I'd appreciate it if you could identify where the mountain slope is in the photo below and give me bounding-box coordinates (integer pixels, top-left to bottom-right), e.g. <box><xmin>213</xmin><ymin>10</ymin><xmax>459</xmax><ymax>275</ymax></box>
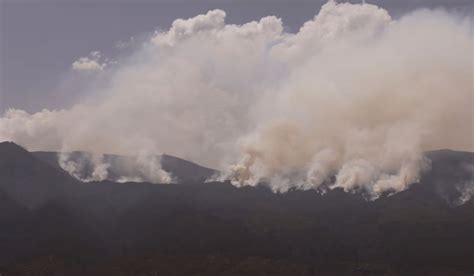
<box><xmin>0</xmin><ymin>142</ymin><xmax>79</xmax><ymax>208</ymax></box>
<box><xmin>0</xmin><ymin>142</ymin><xmax>473</xmax><ymax>274</ymax></box>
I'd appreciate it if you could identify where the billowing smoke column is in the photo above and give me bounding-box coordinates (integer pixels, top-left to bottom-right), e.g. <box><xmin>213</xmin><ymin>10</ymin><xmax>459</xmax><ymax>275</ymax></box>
<box><xmin>0</xmin><ymin>1</ymin><xmax>472</xmax><ymax>197</ymax></box>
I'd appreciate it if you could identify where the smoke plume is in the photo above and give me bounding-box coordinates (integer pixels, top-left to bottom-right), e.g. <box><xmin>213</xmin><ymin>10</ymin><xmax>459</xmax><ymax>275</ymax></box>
<box><xmin>58</xmin><ymin>152</ymin><xmax>110</xmax><ymax>182</ymax></box>
<box><xmin>0</xmin><ymin>1</ymin><xmax>472</xmax><ymax>196</ymax></box>
<box><xmin>455</xmin><ymin>163</ymin><xmax>474</xmax><ymax>206</ymax></box>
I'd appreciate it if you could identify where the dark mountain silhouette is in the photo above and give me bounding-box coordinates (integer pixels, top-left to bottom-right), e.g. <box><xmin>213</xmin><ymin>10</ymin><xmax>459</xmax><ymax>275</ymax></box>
<box><xmin>0</xmin><ymin>141</ymin><xmax>473</xmax><ymax>275</ymax></box>
<box><xmin>0</xmin><ymin>142</ymin><xmax>80</xmax><ymax>208</ymax></box>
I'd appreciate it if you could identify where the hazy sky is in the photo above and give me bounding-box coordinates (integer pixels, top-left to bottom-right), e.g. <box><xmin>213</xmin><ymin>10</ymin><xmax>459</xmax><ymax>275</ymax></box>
<box><xmin>0</xmin><ymin>0</ymin><xmax>472</xmax><ymax>113</ymax></box>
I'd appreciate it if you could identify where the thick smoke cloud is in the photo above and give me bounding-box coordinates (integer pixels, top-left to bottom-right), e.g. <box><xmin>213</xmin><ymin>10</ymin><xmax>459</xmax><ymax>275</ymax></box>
<box><xmin>0</xmin><ymin>1</ymin><xmax>472</xmax><ymax>196</ymax></box>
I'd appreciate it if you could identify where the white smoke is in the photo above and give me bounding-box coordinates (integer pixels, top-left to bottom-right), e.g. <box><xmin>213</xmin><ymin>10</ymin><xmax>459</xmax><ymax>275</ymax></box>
<box><xmin>455</xmin><ymin>163</ymin><xmax>474</xmax><ymax>206</ymax></box>
<box><xmin>58</xmin><ymin>152</ymin><xmax>111</xmax><ymax>182</ymax></box>
<box><xmin>134</xmin><ymin>153</ymin><xmax>174</xmax><ymax>184</ymax></box>
<box><xmin>0</xmin><ymin>2</ymin><xmax>472</xmax><ymax>195</ymax></box>
<box><xmin>57</xmin><ymin>150</ymin><xmax>173</xmax><ymax>183</ymax></box>
<box><xmin>58</xmin><ymin>152</ymin><xmax>84</xmax><ymax>181</ymax></box>
<box><xmin>456</xmin><ymin>181</ymin><xmax>474</xmax><ymax>206</ymax></box>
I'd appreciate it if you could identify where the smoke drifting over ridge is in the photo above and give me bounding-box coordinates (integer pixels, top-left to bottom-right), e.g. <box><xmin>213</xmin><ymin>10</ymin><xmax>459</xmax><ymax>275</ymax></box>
<box><xmin>0</xmin><ymin>2</ymin><xmax>472</xmax><ymax>196</ymax></box>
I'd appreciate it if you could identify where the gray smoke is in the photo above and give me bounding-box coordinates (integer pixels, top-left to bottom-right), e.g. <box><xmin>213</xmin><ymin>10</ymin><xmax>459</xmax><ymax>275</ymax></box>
<box><xmin>455</xmin><ymin>163</ymin><xmax>474</xmax><ymax>206</ymax></box>
<box><xmin>58</xmin><ymin>152</ymin><xmax>110</xmax><ymax>182</ymax></box>
<box><xmin>0</xmin><ymin>1</ymin><xmax>472</xmax><ymax>196</ymax></box>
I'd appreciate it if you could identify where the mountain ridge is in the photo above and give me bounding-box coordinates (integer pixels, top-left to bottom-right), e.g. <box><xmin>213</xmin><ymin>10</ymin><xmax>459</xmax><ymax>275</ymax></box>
<box><xmin>0</xmin><ymin>141</ymin><xmax>473</xmax><ymax>275</ymax></box>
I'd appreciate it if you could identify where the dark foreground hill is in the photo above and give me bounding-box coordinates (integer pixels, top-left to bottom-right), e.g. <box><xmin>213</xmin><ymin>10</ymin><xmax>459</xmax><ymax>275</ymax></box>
<box><xmin>0</xmin><ymin>141</ymin><xmax>473</xmax><ymax>275</ymax></box>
